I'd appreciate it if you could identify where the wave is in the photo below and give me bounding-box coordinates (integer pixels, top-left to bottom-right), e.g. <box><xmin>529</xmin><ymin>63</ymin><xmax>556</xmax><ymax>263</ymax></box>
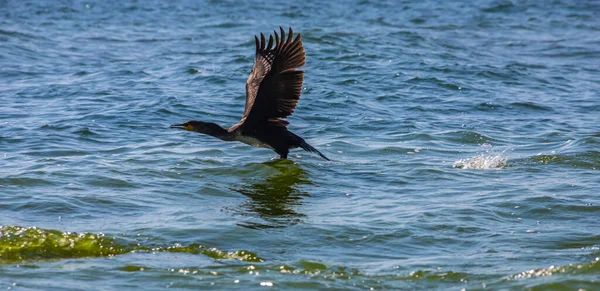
<box><xmin>2</xmin><ymin>225</ymin><xmax>598</xmax><ymax>289</ymax></box>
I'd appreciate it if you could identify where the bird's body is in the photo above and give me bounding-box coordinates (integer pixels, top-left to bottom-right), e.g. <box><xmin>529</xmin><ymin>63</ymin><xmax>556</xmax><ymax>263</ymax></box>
<box><xmin>171</xmin><ymin>27</ymin><xmax>329</xmax><ymax>161</ymax></box>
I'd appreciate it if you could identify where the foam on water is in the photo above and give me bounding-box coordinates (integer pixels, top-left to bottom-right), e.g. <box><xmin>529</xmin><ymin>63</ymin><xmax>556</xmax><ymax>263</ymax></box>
<box><xmin>453</xmin><ymin>144</ymin><xmax>511</xmax><ymax>170</ymax></box>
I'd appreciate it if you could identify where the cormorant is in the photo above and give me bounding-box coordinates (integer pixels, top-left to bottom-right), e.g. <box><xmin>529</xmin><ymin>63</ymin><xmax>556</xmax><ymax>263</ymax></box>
<box><xmin>171</xmin><ymin>27</ymin><xmax>329</xmax><ymax>161</ymax></box>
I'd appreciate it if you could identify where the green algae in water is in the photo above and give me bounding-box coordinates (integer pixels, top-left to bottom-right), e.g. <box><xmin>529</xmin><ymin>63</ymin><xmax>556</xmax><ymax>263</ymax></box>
<box><xmin>0</xmin><ymin>225</ymin><xmax>127</xmax><ymax>262</ymax></box>
<box><xmin>504</xmin><ymin>258</ymin><xmax>600</xmax><ymax>280</ymax></box>
<box><xmin>159</xmin><ymin>243</ymin><xmax>263</xmax><ymax>262</ymax></box>
<box><xmin>0</xmin><ymin>226</ymin><xmax>262</xmax><ymax>263</ymax></box>
<box><xmin>119</xmin><ymin>265</ymin><xmax>149</xmax><ymax>272</ymax></box>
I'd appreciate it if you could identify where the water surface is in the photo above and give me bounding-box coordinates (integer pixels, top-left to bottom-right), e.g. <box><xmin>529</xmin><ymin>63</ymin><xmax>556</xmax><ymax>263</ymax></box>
<box><xmin>1</xmin><ymin>0</ymin><xmax>599</xmax><ymax>289</ymax></box>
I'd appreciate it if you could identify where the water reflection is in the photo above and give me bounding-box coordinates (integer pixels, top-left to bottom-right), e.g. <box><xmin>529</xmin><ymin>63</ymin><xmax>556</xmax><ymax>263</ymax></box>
<box><xmin>234</xmin><ymin>160</ymin><xmax>311</xmax><ymax>229</ymax></box>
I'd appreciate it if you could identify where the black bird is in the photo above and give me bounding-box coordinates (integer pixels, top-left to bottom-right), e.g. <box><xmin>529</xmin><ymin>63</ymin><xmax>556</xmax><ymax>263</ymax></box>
<box><xmin>171</xmin><ymin>27</ymin><xmax>329</xmax><ymax>161</ymax></box>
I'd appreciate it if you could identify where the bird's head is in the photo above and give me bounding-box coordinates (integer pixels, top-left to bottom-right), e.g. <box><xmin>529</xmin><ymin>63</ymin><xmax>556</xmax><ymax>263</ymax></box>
<box><xmin>170</xmin><ymin>120</ymin><xmax>205</xmax><ymax>132</ymax></box>
<box><xmin>170</xmin><ymin>120</ymin><xmax>226</xmax><ymax>136</ymax></box>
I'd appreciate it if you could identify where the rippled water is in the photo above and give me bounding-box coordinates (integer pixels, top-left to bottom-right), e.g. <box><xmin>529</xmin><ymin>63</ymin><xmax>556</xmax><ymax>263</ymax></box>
<box><xmin>2</xmin><ymin>0</ymin><xmax>599</xmax><ymax>289</ymax></box>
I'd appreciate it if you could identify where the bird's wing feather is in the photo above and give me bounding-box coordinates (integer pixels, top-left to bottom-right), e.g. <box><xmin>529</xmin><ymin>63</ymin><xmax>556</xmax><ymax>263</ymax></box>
<box><xmin>230</xmin><ymin>27</ymin><xmax>305</xmax><ymax>131</ymax></box>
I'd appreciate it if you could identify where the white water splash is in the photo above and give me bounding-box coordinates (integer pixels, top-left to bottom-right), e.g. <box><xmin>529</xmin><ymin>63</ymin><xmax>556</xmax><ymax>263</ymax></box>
<box><xmin>453</xmin><ymin>144</ymin><xmax>511</xmax><ymax>169</ymax></box>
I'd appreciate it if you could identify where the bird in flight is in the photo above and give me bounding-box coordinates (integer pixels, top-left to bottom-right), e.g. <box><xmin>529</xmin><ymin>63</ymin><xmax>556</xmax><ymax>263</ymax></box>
<box><xmin>171</xmin><ymin>27</ymin><xmax>329</xmax><ymax>161</ymax></box>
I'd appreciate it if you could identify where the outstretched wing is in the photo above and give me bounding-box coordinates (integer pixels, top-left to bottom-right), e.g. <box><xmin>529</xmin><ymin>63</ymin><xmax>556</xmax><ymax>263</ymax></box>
<box><xmin>230</xmin><ymin>27</ymin><xmax>305</xmax><ymax>131</ymax></box>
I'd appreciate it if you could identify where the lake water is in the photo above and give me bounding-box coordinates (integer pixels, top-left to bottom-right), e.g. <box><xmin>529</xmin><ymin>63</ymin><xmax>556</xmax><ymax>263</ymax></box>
<box><xmin>1</xmin><ymin>0</ymin><xmax>599</xmax><ymax>290</ymax></box>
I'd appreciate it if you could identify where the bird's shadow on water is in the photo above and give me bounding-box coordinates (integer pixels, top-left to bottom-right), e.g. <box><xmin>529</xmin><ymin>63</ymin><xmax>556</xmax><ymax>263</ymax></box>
<box><xmin>230</xmin><ymin>159</ymin><xmax>311</xmax><ymax>230</ymax></box>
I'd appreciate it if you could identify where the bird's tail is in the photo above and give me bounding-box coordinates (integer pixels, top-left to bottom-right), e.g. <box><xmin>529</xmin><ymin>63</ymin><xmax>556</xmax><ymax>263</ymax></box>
<box><xmin>299</xmin><ymin>140</ymin><xmax>330</xmax><ymax>161</ymax></box>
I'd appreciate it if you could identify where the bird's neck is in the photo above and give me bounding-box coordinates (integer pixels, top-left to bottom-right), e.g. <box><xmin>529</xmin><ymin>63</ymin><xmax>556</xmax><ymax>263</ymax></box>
<box><xmin>198</xmin><ymin>122</ymin><xmax>235</xmax><ymax>141</ymax></box>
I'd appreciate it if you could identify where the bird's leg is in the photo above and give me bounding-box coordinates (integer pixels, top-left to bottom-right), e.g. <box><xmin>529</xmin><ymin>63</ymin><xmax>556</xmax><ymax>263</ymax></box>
<box><xmin>278</xmin><ymin>149</ymin><xmax>289</xmax><ymax>159</ymax></box>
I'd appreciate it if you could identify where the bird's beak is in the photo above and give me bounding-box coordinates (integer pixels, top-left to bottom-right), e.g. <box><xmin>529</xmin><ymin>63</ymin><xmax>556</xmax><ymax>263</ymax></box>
<box><xmin>170</xmin><ymin>124</ymin><xmax>186</xmax><ymax>129</ymax></box>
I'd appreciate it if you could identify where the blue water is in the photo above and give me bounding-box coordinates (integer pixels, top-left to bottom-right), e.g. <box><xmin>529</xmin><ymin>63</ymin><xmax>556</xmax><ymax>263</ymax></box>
<box><xmin>1</xmin><ymin>0</ymin><xmax>600</xmax><ymax>289</ymax></box>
